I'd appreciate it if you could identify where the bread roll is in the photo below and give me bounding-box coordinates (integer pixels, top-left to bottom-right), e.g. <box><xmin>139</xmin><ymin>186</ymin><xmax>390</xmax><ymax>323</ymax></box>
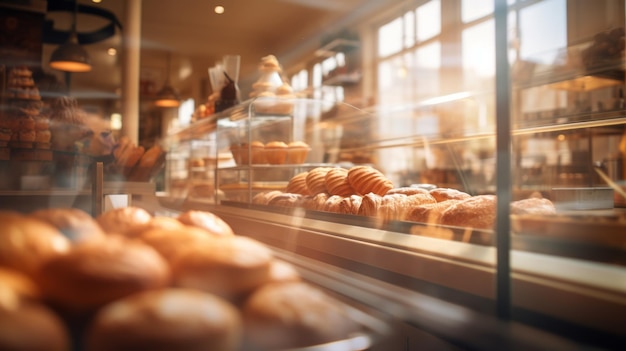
<box><xmin>396</xmin><ymin>193</ymin><xmax>438</xmax><ymax>221</ymax></box>
<box><xmin>86</xmin><ymin>288</ymin><xmax>242</xmax><ymax>351</ymax></box>
<box><xmin>116</xmin><ymin>143</ymin><xmax>143</xmax><ymax>169</ymax></box>
<box><xmin>510</xmin><ymin>197</ymin><xmax>556</xmax><ymax>215</ymax></box>
<box><xmin>285</xmin><ymin>171</ymin><xmax>310</xmax><ymax>195</ymax></box>
<box><xmin>439</xmin><ymin>195</ymin><xmax>497</xmax><ymax>229</ymax></box>
<box><xmin>299</xmin><ymin>195</ymin><xmax>315</xmax><ymax>210</ymax></box>
<box><xmin>29</xmin><ymin>208</ymin><xmax>105</xmax><ymax>244</ymax></box>
<box><xmin>338</xmin><ymin>195</ymin><xmax>363</xmax><ymax>215</ymax></box>
<box><xmin>253</xmin><ymin>190</ymin><xmax>283</xmax><ymax>205</ymax></box>
<box><xmin>406</xmin><ymin>200</ymin><xmax>461</xmax><ymax>224</ymax></box>
<box><xmin>378</xmin><ymin>194</ymin><xmax>407</xmax><ymax>221</ymax></box>
<box><xmin>267</xmin><ymin>193</ymin><xmax>302</xmax><ymax>208</ymax></box>
<box><xmin>122</xmin><ymin>146</ymin><xmax>145</xmax><ymax>177</ymax></box>
<box><xmin>325</xmin><ymin>167</ymin><xmax>355</xmax><ymax>197</ymax></box>
<box><xmin>242</xmin><ymin>282</ymin><xmax>360</xmax><ymax>349</ymax></box>
<box><xmin>429</xmin><ymin>188</ymin><xmax>471</xmax><ymax>202</ymax></box>
<box><xmin>387</xmin><ymin>187</ymin><xmax>429</xmax><ymax>196</ymax></box>
<box><xmin>0</xmin><ymin>267</ymin><xmax>41</xmax><ymax>302</ymax></box>
<box><xmin>0</xmin><ymin>296</ymin><xmax>70</xmax><ymax>351</ymax></box>
<box><xmin>126</xmin><ymin>216</ymin><xmax>184</xmax><ymax>238</ymax></box>
<box><xmin>0</xmin><ymin>268</ymin><xmax>41</xmax><ymax>301</ymax></box>
<box><xmin>139</xmin><ymin>226</ymin><xmax>218</xmax><ymax>263</ymax></box>
<box><xmin>113</xmin><ymin>136</ymin><xmax>131</xmax><ymax>159</ymax></box>
<box><xmin>177</xmin><ymin>210</ymin><xmax>234</xmax><ymax>237</ymax></box>
<box><xmin>357</xmin><ymin>192</ymin><xmax>383</xmax><ymax>217</ymax></box>
<box><xmin>172</xmin><ymin>236</ymin><xmax>273</xmax><ymax>302</ymax></box>
<box><xmin>0</xmin><ymin>213</ymin><xmax>70</xmax><ymax>277</ymax></box>
<box><xmin>267</xmin><ymin>260</ymin><xmax>300</xmax><ymax>284</ymax></box>
<box><xmin>96</xmin><ymin>207</ymin><xmax>153</xmax><ymax>237</ymax></box>
<box><xmin>347</xmin><ymin>166</ymin><xmax>393</xmax><ymax>196</ymax></box>
<box><xmin>127</xmin><ymin>144</ymin><xmax>165</xmax><ymax>181</ymax></box>
<box><xmin>310</xmin><ymin>192</ymin><xmax>329</xmax><ymax>211</ymax></box>
<box><xmin>37</xmin><ymin>236</ymin><xmax>170</xmax><ymax>311</ymax></box>
<box><xmin>251</xmin><ymin>190</ymin><xmax>282</xmax><ymax>205</ymax></box>
<box><xmin>322</xmin><ymin>195</ymin><xmax>344</xmax><ymax>213</ymax></box>
<box><xmin>305</xmin><ymin>167</ymin><xmax>333</xmax><ymax>195</ymax></box>
<box><xmin>404</xmin><ymin>193</ymin><xmax>438</xmax><ymax>208</ymax></box>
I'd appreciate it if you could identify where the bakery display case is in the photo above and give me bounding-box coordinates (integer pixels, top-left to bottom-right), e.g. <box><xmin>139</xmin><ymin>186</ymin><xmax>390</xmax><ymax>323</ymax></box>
<box><xmin>158</xmin><ymin>1</ymin><xmax>626</xmax><ymax>350</ymax></box>
<box><xmin>215</xmin><ymin>98</ymin><xmax>362</xmax><ymax>203</ymax></box>
<box><xmin>2</xmin><ymin>0</ymin><xmax>626</xmax><ymax>350</ymax></box>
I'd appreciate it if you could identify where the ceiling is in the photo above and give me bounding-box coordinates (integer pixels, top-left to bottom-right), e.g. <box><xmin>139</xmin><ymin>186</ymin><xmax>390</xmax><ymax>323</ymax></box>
<box><xmin>40</xmin><ymin>0</ymin><xmax>395</xmax><ymax>102</ymax></box>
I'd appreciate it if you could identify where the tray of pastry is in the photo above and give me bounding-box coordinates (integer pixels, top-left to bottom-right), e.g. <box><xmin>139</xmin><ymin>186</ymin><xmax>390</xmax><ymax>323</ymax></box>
<box><xmin>511</xmin><ymin>211</ymin><xmax>626</xmax><ymax>247</ymax></box>
<box><xmin>220</xmin><ymin>181</ymin><xmax>288</xmax><ymax>191</ymax></box>
<box><xmin>0</xmin><ymin>207</ymin><xmax>390</xmax><ymax>351</ymax></box>
<box><xmin>511</xmin><ymin>211</ymin><xmax>626</xmax><ymax>265</ymax></box>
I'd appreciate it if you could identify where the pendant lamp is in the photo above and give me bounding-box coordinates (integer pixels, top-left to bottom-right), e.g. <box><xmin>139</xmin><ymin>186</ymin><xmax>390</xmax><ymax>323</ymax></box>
<box><xmin>49</xmin><ymin>0</ymin><xmax>92</xmax><ymax>72</ymax></box>
<box><xmin>155</xmin><ymin>52</ymin><xmax>180</xmax><ymax>108</ymax></box>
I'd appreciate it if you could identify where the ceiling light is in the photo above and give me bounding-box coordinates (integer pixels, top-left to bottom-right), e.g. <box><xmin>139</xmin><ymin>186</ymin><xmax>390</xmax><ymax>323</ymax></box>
<box><xmin>214</xmin><ymin>5</ymin><xmax>225</xmax><ymax>14</ymax></box>
<box><xmin>49</xmin><ymin>0</ymin><xmax>92</xmax><ymax>72</ymax></box>
<box><xmin>92</xmin><ymin>0</ymin><xmax>102</xmax><ymax>3</ymax></box>
<box><xmin>155</xmin><ymin>85</ymin><xmax>181</xmax><ymax>107</ymax></box>
<box><xmin>107</xmin><ymin>47</ymin><xmax>117</xmax><ymax>56</ymax></box>
<box><xmin>155</xmin><ymin>52</ymin><xmax>180</xmax><ymax>108</ymax></box>
<box><xmin>110</xmin><ymin>113</ymin><xmax>122</xmax><ymax>130</ymax></box>
<box><xmin>49</xmin><ymin>32</ymin><xmax>92</xmax><ymax>72</ymax></box>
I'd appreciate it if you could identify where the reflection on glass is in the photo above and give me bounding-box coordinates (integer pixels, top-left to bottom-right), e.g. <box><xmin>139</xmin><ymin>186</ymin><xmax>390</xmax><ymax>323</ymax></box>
<box><xmin>404</xmin><ymin>10</ymin><xmax>415</xmax><ymax>48</ymax></box>
<box><xmin>462</xmin><ymin>19</ymin><xmax>495</xmax><ymax>83</ymax></box>
<box><xmin>519</xmin><ymin>0</ymin><xmax>567</xmax><ymax>64</ymax></box>
<box><xmin>415</xmin><ymin>42</ymin><xmax>441</xmax><ymax>99</ymax></box>
<box><xmin>416</xmin><ymin>0</ymin><xmax>441</xmax><ymax>42</ymax></box>
<box><xmin>461</xmin><ymin>0</ymin><xmax>493</xmax><ymax>23</ymax></box>
<box><xmin>378</xmin><ymin>17</ymin><xmax>403</xmax><ymax>57</ymax></box>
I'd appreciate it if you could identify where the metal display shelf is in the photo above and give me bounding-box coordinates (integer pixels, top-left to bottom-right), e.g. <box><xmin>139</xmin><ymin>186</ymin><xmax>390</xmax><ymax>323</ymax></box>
<box><xmin>0</xmin><ymin>163</ymin><xmax>157</xmax><ymax>215</ymax></box>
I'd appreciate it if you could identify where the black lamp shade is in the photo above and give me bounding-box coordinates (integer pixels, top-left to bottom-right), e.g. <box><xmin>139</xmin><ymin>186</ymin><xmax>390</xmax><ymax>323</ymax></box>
<box><xmin>155</xmin><ymin>84</ymin><xmax>180</xmax><ymax>107</ymax></box>
<box><xmin>49</xmin><ymin>33</ymin><xmax>92</xmax><ymax>72</ymax></box>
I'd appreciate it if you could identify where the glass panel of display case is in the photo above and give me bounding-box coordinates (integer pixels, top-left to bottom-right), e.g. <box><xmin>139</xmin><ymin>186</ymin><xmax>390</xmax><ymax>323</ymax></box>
<box><xmin>507</xmin><ymin>1</ymin><xmax>626</xmax><ymax>345</ymax></box>
<box><xmin>510</xmin><ymin>0</ymin><xmax>626</xmax><ymax>205</ymax></box>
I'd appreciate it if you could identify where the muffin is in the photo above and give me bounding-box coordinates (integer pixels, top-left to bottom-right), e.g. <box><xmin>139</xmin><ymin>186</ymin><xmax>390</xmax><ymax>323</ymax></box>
<box><xmin>231</xmin><ymin>142</ymin><xmax>265</xmax><ymax>165</ymax></box>
<box><xmin>249</xmin><ymin>141</ymin><xmax>266</xmax><ymax>164</ymax></box>
<box><xmin>285</xmin><ymin>141</ymin><xmax>310</xmax><ymax>164</ymax></box>
<box><xmin>230</xmin><ymin>144</ymin><xmax>244</xmax><ymax>165</ymax></box>
<box><xmin>264</xmin><ymin>141</ymin><xmax>288</xmax><ymax>164</ymax></box>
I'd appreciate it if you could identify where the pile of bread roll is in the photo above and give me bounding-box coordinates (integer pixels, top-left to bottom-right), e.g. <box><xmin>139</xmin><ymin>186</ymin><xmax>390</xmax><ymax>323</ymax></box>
<box><xmin>253</xmin><ymin>166</ymin><xmax>556</xmax><ymax>230</ymax></box>
<box><xmin>0</xmin><ymin>207</ymin><xmax>360</xmax><ymax>351</ymax></box>
<box><xmin>110</xmin><ymin>136</ymin><xmax>165</xmax><ymax>181</ymax></box>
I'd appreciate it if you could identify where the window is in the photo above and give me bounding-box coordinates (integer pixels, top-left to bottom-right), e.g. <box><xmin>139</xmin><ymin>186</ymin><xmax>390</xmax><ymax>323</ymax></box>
<box><xmin>377</xmin><ymin>0</ymin><xmax>442</xmax><ymax>111</ymax></box>
<box><xmin>416</xmin><ymin>0</ymin><xmax>441</xmax><ymax>41</ymax></box>
<box><xmin>462</xmin><ymin>0</ymin><xmax>493</xmax><ymax>23</ymax></box>
<box><xmin>462</xmin><ymin>19</ymin><xmax>495</xmax><ymax>82</ymax></box>
<box><xmin>519</xmin><ymin>0</ymin><xmax>567</xmax><ymax>64</ymax></box>
<box><xmin>378</xmin><ymin>17</ymin><xmax>403</xmax><ymax>57</ymax></box>
<box><xmin>291</xmin><ymin>69</ymin><xmax>308</xmax><ymax>92</ymax></box>
<box><xmin>372</xmin><ymin>0</ymin><xmax>573</xmax><ymax>182</ymax></box>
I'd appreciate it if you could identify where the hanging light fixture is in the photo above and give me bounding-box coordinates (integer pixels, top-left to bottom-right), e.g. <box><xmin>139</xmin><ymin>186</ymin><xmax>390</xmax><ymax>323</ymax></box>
<box><xmin>155</xmin><ymin>52</ymin><xmax>180</xmax><ymax>108</ymax></box>
<box><xmin>49</xmin><ymin>0</ymin><xmax>92</xmax><ymax>72</ymax></box>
